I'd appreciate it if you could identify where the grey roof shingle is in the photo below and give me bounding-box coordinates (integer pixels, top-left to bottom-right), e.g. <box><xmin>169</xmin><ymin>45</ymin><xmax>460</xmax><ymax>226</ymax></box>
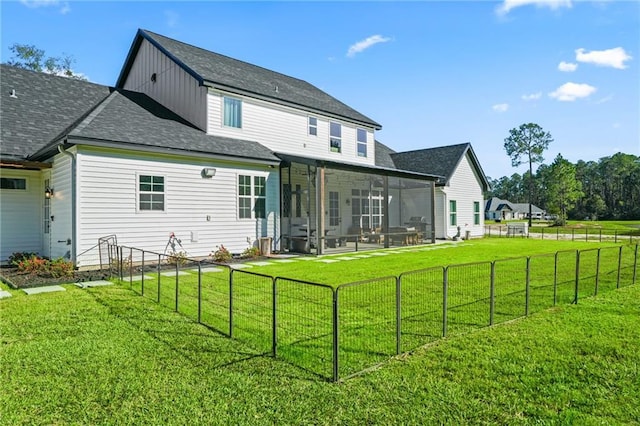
<box><xmin>1</xmin><ymin>64</ymin><xmax>112</xmax><ymax>160</ymax></box>
<box><xmin>389</xmin><ymin>142</ymin><xmax>489</xmax><ymax>190</ymax></box>
<box><xmin>117</xmin><ymin>29</ymin><xmax>381</xmax><ymax>129</ymax></box>
<box><xmin>1</xmin><ymin>64</ymin><xmax>277</xmax><ymax>163</ymax></box>
<box><xmin>374</xmin><ymin>140</ymin><xmax>397</xmax><ymax>169</ymax></box>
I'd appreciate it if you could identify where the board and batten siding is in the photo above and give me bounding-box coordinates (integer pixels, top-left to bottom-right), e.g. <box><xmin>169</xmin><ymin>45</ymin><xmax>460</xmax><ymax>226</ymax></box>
<box><xmin>207</xmin><ymin>90</ymin><xmax>376</xmax><ymax>166</ymax></box>
<box><xmin>0</xmin><ymin>169</ymin><xmax>42</xmax><ymax>262</ymax></box>
<box><xmin>74</xmin><ymin>147</ymin><xmax>279</xmax><ymax>268</ymax></box>
<box><xmin>438</xmin><ymin>153</ymin><xmax>485</xmax><ymax>239</ymax></box>
<box><xmin>121</xmin><ymin>39</ymin><xmax>207</xmax><ymax>131</ymax></box>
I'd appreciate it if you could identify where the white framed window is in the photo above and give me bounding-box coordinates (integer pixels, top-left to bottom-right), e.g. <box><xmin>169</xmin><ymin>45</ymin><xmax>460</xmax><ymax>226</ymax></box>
<box><xmin>0</xmin><ymin>177</ymin><xmax>26</xmax><ymax>190</ymax></box>
<box><xmin>138</xmin><ymin>175</ymin><xmax>165</xmax><ymax>211</ymax></box>
<box><xmin>223</xmin><ymin>96</ymin><xmax>242</xmax><ymax>128</ymax></box>
<box><xmin>329</xmin><ymin>191</ymin><xmax>340</xmax><ymax>226</ymax></box>
<box><xmin>449</xmin><ymin>200</ymin><xmax>457</xmax><ymax>226</ymax></box>
<box><xmin>308</xmin><ymin>116</ymin><xmax>317</xmax><ymax>136</ymax></box>
<box><xmin>474</xmin><ymin>201</ymin><xmax>481</xmax><ymax>225</ymax></box>
<box><xmin>357</xmin><ymin>128</ymin><xmax>367</xmax><ymax>157</ymax></box>
<box><xmin>329</xmin><ymin>122</ymin><xmax>341</xmax><ymax>153</ymax></box>
<box><xmin>238</xmin><ymin>174</ymin><xmax>266</xmax><ymax>219</ymax></box>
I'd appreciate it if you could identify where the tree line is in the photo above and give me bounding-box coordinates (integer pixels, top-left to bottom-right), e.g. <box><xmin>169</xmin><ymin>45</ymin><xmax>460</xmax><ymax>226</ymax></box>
<box><xmin>488</xmin><ymin>152</ymin><xmax>640</xmax><ymax>221</ymax></box>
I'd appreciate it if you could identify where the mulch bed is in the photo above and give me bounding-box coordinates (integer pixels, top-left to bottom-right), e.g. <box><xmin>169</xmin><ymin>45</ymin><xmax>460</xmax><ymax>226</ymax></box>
<box><xmin>0</xmin><ymin>268</ymin><xmax>110</xmax><ymax>289</ymax></box>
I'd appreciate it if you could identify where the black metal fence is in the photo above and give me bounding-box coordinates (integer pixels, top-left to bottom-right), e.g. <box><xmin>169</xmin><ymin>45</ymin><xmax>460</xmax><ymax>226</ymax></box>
<box><xmin>106</xmin><ymin>243</ymin><xmax>639</xmax><ymax>382</ymax></box>
<box><xmin>485</xmin><ymin>224</ymin><xmax>640</xmax><ymax>244</ymax></box>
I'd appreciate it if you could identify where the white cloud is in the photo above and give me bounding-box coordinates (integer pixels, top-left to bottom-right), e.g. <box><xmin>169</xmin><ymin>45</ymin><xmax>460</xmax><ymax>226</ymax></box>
<box><xmin>347</xmin><ymin>35</ymin><xmax>391</xmax><ymax>58</ymax></box>
<box><xmin>164</xmin><ymin>10</ymin><xmax>179</xmax><ymax>28</ymax></box>
<box><xmin>521</xmin><ymin>92</ymin><xmax>542</xmax><ymax>101</ymax></box>
<box><xmin>496</xmin><ymin>0</ymin><xmax>572</xmax><ymax>16</ymax></box>
<box><xmin>548</xmin><ymin>82</ymin><xmax>597</xmax><ymax>101</ymax></box>
<box><xmin>492</xmin><ymin>103</ymin><xmax>509</xmax><ymax>112</ymax></box>
<box><xmin>20</xmin><ymin>0</ymin><xmax>70</xmax><ymax>14</ymax></box>
<box><xmin>575</xmin><ymin>47</ymin><xmax>632</xmax><ymax>69</ymax></box>
<box><xmin>558</xmin><ymin>61</ymin><xmax>577</xmax><ymax>72</ymax></box>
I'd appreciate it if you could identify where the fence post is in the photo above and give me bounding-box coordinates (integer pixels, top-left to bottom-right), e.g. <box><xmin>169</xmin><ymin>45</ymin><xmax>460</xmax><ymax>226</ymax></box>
<box><xmin>572</xmin><ymin>229</ymin><xmax>575</xmax><ymax>241</ymax></box>
<box><xmin>556</xmin><ymin>228</ymin><xmax>559</xmax><ymax>241</ymax></box>
<box><xmin>599</xmin><ymin>229</ymin><xmax>602</xmax><ymax>242</ymax></box>
<box><xmin>553</xmin><ymin>252</ymin><xmax>559</xmax><ymax>306</ymax></box>
<box><xmin>272</xmin><ymin>277</ymin><xmax>277</xmax><ymax>358</ymax></box>
<box><xmin>615</xmin><ymin>230</ymin><xmax>618</xmax><ymax>243</ymax></box>
<box><xmin>595</xmin><ymin>248</ymin><xmax>601</xmax><ymax>296</ymax></box>
<box><xmin>574</xmin><ymin>250</ymin><xmax>580</xmax><ymax>304</ymax></box>
<box><xmin>541</xmin><ymin>227</ymin><xmax>544</xmax><ymax>240</ymax></box>
<box><xmin>197</xmin><ymin>262</ymin><xmax>202</xmax><ymax>324</ymax></box>
<box><xmin>229</xmin><ymin>269</ymin><xmax>234</xmax><ymax>338</ymax></box>
<box><xmin>141</xmin><ymin>251</ymin><xmax>145</xmax><ymax>296</ymax></box>
<box><xmin>396</xmin><ymin>276</ymin><xmax>401</xmax><ymax>355</ymax></box>
<box><xmin>129</xmin><ymin>247</ymin><xmax>133</xmax><ymax>288</ymax></box>
<box><xmin>586</xmin><ymin>228</ymin><xmax>588</xmax><ymax>242</ymax></box>
<box><xmin>633</xmin><ymin>244</ymin><xmax>638</xmax><ymax>285</ymax></box>
<box><xmin>118</xmin><ymin>246</ymin><xmax>123</xmax><ymax>280</ymax></box>
<box><xmin>442</xmin><ymin>267</ymin><xmax>448</xmax><ymax>338</ymax></box>
<box><xmin>157</xmin><ymin>254</ymin><xmax>161</xmax><ymax>303</ymax></box>
<box><xmin>617</xmin><ymin>246</ymin><xmax>623</xmax><ymax>288</ymax></box>
<box><xmin>489</xmin><ymin>262</ymin><xmax>495</xmax><ymax>326</ymax></box>
<box><xmin>333</xmin><ymin>288</ymin><xmax>339</xmax><ymax>382</ymax></box>
<box><xmin>525</xmin><ymin>257</ymin><xmax>530</xmax><ymax>316</ymax></box>
<box><xmin>175</xmin><ymin>261</ymin><xmax>179</xmax><ymax>312</ymax></box>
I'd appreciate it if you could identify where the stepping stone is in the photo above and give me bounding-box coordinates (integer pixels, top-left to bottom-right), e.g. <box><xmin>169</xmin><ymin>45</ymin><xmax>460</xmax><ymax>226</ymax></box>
<box><xmin>335</xmin><ymin>256</ymin><xmax>358</xmax><ymax>261</ymax></box>
<box><xmin>318</xmin><ymin>259</ymin><xmax>339</xmax><ymax>263</ymax></box>
<box><xmin>229</xmin><ymin>264</ymin><xmax>252</xmax><ymax>269</ymax></box>
<box><xmin>351</xmin><ymin>255</ymin><xmax>372</xmax><ymax>258</ymax></box>
<box><xmin>23</xmin><ymin>285</ymin><xmax>66</xmax><ymax>295</ymax></box>
<box><xmin>297</xmin><ymin>257</ymin><xmax>316</xmax><ymax>261</ymax></box>
<box><xmin>272</xmin><ymin>259</ymin><xmax>297</xmax><ymax>263</ymax></box>
<box><xmin>160</xmin><ymin>270</ymin><xmax>191</xmax><ymax>277</ymax></box>
<box><xmin>192</xmin><ymin>267</ymin><xmax>225</xmax><ymax>273</ymax></box>
<box><xmin>246</xmin><ymin>261</ymin><xmax>273</xmax><ymax>266</ymax></box>
<box><xmin>74</xmin><ymin>280</ymin><xmax>113</xmax><ymax>288</ymax></box>
<box><xmin>370</xmin><ymin>252</ymin><xmax>390</xmax><ymax>256</ymax></box>
<box><xmin>0</xmin><ymin>290</ymin><xmax>12</xmax><ymax>299</ymax></box>
<box><xmin>126</xmin><ymin>275</ymin><xmax>154</xmax><ymax>281</ymax></box>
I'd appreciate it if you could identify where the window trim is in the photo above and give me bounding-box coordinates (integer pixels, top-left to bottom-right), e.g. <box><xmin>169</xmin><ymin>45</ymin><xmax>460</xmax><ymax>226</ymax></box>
<box><xmin>0</xmin><ymin>177</ymin><xmax>27</xmax><ymax>190</ymax></box>
<box><xmin>308</xmin><ymin>116</ymin><xmax>318</xmax><ymax>136</ymax></box>
<box><xmin>474</xmin><ymin>201</ymin><xmax>481</xmax><ymax>225</ymax></box>
<box><xmin>449</xmin><ymin>199</ymin><xmax>457</xmax><ymax>226</ymax></box>
<box><xmin>137</xmin><ymin>173</ymin><xmax>166</xmax><ymax>212</ymax></box>
<box><xmin>329</xmin><ymin>121</ymin><xmax>342</xmax><ymax>153</ymax></box>
<box><xmin>238</xmin><ymin>174</ymin><xmax>267</xmax><ymax>220</ymax></box>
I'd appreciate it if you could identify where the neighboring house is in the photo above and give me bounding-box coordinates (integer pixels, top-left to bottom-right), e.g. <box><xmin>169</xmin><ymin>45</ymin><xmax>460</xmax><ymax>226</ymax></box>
<box><xmin>484</xmin><ymin>197</ymin><xmax>545</xmax><ymax>220</ymax></box>
<box><xmin>1</xmin><ymin>29</ymin><xmax>445</xmax><ymax>266</ymax></box>
<box><xmin>381</xmin><ymin>142</ymin><xmax>490</xmax><ymax>239</ymax></box>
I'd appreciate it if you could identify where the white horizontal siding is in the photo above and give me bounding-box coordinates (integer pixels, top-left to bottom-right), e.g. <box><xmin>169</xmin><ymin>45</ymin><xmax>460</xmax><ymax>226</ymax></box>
<box><xmin>50</xmin><ymin>153</ymin><xmax>74</xmax><ymax>260</ymax></box>
<box><xmin>122</xmin><ymin>39</ymin><xmax>207</xmax><ymax>130</ymax></box>
<box><xmin>440</xmin><ymin>154</ymin><xmax>485</xmax><ymax>239</ymax></box>
<box><xmin>207</xmin><ymin>90</ymin><xmax>376</xmax><ymax>165</ymax></box>
<box><xmin>75</xmin><ymin>147</ymin><xmax>279</xmax><ymax>267</ymax></box>
<box><xmin>0</xmin><ymin>170</ymin><xmax>42</xmax><ymax>262</ymax></box>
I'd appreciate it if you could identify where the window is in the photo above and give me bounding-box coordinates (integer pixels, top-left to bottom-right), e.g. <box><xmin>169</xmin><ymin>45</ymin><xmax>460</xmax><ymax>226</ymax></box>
<box><xmin>223</xmin><ymin>96</ymin><xmax>242</xmax><ymax>128</ymax></box>
<box><xmin>139</xmin><ymin>175</ymin><xmax>165</xmax><ymax>211</ymax></box>
<box><xmin>0</xmin><ymin>177</ymin><xmax>26</xmax><ymax>190</ymax></box>
<box><xmin>308</xmin><ymin>117</ymin><xmax>317</xmax><ymax>136</ymax></box>
<box><xmin>449</xmin><ymin>200</ymin><xmax>457</xmax><ymax>226</ymax></box>
<box><xmin>329</xmin><ymin>122</ymin><xmax>341</xmax><ymax>153</ymax></box>
<box><xmin>357</xmin><ymin>128</ymin><xmax>367</xmax><ymax>157</ymax></box>
<box><xmin>238</xmin><ymin>175</ymin><xmax>266</xmax><ymax>219</ymax></box>
<box><xmin>474</xmin><ymin>201</ymin><xmax>480</xmax><ymax>225</ymax></box>
<box><xmin>351</xmin><ymin>188</ymin><xmax>383</xmax><ymax>231</ymax></box>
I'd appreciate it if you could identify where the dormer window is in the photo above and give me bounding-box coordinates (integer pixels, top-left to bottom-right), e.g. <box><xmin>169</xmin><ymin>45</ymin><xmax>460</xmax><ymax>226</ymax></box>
<box><xmin>357</xmin><ymin>128</ymin><xmax>367</xmax><ymax>157</ymax></box>
<box><xmin>329</xmin><ymin>122</ymin><xmax>341</xmax><ymax>153</ymax></box>
<box><xmin>223</xmin><ymin>96</ymin><xmax>242</xmax><ymax>128</ymax></box>
<box><xmin>308</xmin><ymin>116</ymin><xmax>317</xmax><ymax>136</ymax></box>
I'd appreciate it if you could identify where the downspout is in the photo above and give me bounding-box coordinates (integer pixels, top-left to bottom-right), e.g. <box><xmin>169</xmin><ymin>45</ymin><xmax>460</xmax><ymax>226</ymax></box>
<box><xmin>58</xmin><ymin>144</ymin><xmax>77</xmax><ymax>265</ymax></box>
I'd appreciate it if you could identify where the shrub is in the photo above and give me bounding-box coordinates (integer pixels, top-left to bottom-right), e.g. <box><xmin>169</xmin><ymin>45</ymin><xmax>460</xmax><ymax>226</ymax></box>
<box><xmin>166</xmin><ymin>251</ymin><xmax>189</xmax><ymax>266</ymax></box>
<box><xmin>16</xmin><ymin>255</ymin><xmax>48</xmax><ymax>274</ymax></box>
<box><xmin>210</xmin><ymin>245</ymin><xmax>232</xmax><ymax>263</ymax></box>
<box><xmin>241</xmin><ymin>246</ymin><xmax>260</xmax><ymax>259</ymax></box>
<box><xmin>48</xmin><ymin>258</ymin><xmax>74</xmax><ymax>278</ymax></box>
<box><xmin>9</xmin><ymin>251</ymin><xmax>39</xmax><ymax>266</ymax></box>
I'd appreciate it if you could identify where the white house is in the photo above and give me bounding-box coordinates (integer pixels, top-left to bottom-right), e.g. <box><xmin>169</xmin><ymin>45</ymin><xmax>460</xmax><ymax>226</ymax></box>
<box><xmin>485</xmin><ymin>197</ymin><xmax>545</xmax><ymax>221</ymax></box>
<box><xmin>1</xmin><ymin>29</ymin><xmax>488</xmax><ymax>267</ymax></box>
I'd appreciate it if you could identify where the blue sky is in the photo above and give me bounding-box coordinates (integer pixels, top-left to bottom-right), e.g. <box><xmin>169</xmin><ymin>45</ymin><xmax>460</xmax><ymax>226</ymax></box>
<box><xmin>1</xmin><ymin>0</ymin><xmax>638</xmax><ymax>179</ymax></box>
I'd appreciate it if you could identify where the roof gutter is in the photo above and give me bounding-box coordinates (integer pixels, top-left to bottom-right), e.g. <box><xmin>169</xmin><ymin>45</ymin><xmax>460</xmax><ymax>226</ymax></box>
<box><xmin>58</xmin><ymin>143</ymin><xmax>77</xmax><ymax>265</ymax></box>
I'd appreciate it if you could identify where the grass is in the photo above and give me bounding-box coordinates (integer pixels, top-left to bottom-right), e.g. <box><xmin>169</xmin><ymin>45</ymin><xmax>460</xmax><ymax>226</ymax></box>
<box><xmin>1</xmin><ymin>275</ymin><xmax>639</xmax><ymax>424</ymax></box>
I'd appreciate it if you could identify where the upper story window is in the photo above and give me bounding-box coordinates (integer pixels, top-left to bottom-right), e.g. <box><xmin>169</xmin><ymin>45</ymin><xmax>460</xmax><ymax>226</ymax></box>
<box><xmin>139</xmin><ymin>175</ymin><xmax>165</xmax><ymax>211</ymax></box>
<box><xmin>0</xmin><ymin>177</ymin><xmax>26</xmax><ymax>190</ymax></box>
<box><xmin>223</xmin><ymin>96</ymin><xmax>242</xmax><ymax>128</ymax></box>
<box><xmin>329</xmin><ymin>122</ymin><xmax>341</xmax><ymax>153</ymax></box>
<box><xmin>357</xmin><ymin>128</ymin><xmax>367</xmax><ymax>157</ymax></box>
<box><xmin>308</xmin><ymin>117</ymin><xmax>317</xmax><ymax>136</ymax></box>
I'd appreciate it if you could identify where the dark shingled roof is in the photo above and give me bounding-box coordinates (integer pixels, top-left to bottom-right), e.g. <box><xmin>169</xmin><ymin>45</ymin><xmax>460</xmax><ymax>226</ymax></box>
<box><xmin>117</xmin><ymin>29</ymin><xmax>381</xmax><ymax>129</ymax></box>
<box><xmin>374</xmin><ymin>140</ymin><xmax>398</xmax><ymax>169</ymax></box>
<box><xmin>1</xmin><ymin>64</ymin><xmax>277</xmax><ymax>164</ymax></box>
<box><xmin>389</xmin><ymin>142</ymin><xmax>489</xmax><ymax>190</ymax></box>
<box><xmin>1</xmin><ymin>64</ymin><xmax>112</xmax><ymax>160</ymax></box>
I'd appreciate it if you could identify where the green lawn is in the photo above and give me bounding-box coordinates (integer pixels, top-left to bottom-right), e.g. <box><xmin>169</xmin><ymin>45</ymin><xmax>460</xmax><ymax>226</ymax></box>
<box><xmin>1</xmin><ymin>276</ymin><xmax>638</xmax><ymax>424</ymax></box>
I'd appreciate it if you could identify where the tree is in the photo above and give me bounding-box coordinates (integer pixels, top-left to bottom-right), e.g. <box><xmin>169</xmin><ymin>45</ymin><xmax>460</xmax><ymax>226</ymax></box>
<box><xmin>4</xmin><ymin>43</ymin><xmax>86</xmax><ymax>80</ymax></box>
<box><xmin>504</xmin><ymin>123</ymin><xmax>553</xmax><ymax>226</ymax></box>
<box><xmin>545</xmin><ymin>154</ymin><xmax>583</xmax><ymax>225</ymax></box>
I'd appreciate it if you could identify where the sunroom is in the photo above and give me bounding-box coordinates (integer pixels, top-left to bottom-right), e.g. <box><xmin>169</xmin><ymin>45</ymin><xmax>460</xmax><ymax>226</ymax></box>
<box><xmin>278</xmin><ymin>154</ymin><xmax>440</xmax><ymax>255</ymax></box>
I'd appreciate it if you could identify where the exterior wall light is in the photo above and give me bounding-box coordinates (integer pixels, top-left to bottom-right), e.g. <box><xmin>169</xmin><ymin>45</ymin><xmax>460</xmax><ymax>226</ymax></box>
<box><xmin>45</xmin><ymin>186</ymin><xmax>54</xmax><ymax>199</ymax></box>
<box><xmin>201</xmin><ymin>168</ymin><xmax>216</xmax><ymax>178</ymax></box>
